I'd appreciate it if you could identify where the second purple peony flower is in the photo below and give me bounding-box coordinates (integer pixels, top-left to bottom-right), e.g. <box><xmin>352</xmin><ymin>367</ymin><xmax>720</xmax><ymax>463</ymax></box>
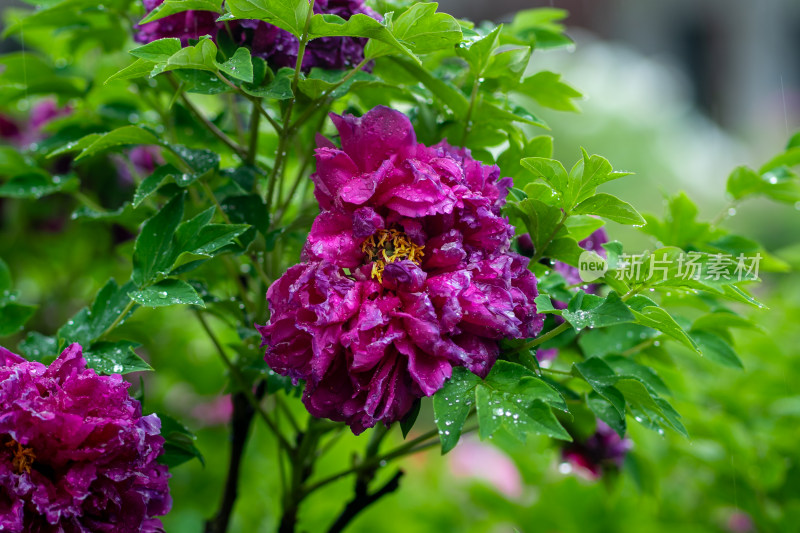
<box><xmin>258</xmin><ymin>106</ymin><xmax>544</xmax><ymax>433</ymax></box>
<box><xmin>0</xmin><ymin>344</ymin><xmax>171</xmax><ymax>532</ymax></box>
<box><xmin>137</xmin><ymin>0</ymin><xmax>380</xmax><ymax>71</ymax></box>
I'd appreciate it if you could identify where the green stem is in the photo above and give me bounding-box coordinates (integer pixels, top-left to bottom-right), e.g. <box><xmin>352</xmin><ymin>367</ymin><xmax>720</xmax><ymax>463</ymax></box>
<box><xmin>531</xmin><ymin>211</ymin><xmax>569</xmax><ymax>265</ymax></box>
<box><xmin>540</xmin><ymin>367</ymin><xmax>573</xmax><ymax>376</ymax></box>
<box><xmin>246</xmin><ymin>101</ymin><xmax>261</xmax><ymax>167</ymax></box>
<box><xmin>169</xmin><ymin>76</ymin><xmax>249</xmax><ymax>161</ymax></box>
<box><xmin>289</xmin><ymin>58</ymin><xmax>370</xmax><ymax>132</ymax></box>
<box><xmin>620</xmin><ymin>336</ymin><xmax>660</xmax><ymax>357</ymax></box>
<box><xmin>710</xmin><ymin>199</ymin><xmax>740</xmax><ymax>227</ymax></box>
<box><xmin>267</xmin><ymin>1</ymin><xmax>315</xmax><ymax>216</ymax></box>
<box><xmin>194</xmin><ymin>310</ymin><xmax>293</xmax><ymax>453</ymax></box>
<box><xmin>99</xmin><ymin>299</ymin><xmax>136</xmax><ymax>340</ymax></box>
<box><xmin>273</xmin><ymin>106</ymin><xmax>328</xmax><ymax>226</ymax></box>
<box><xmin>460</xmin><ymin>75</ymin><xmax>480</xmax><ymax>146</ymax></box>
<box><xmin>510</xmin><ymin>321</ymin><xmax>572</xmax><ymax>355</ymax></box>
<box><xmin>304</xmin><ymin>427</ymin><xmax>442</xmax><ymax>496</ymax></box>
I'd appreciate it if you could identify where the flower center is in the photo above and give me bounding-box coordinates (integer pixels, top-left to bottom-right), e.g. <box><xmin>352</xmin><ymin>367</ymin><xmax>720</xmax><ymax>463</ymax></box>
<box><xmin>5</xmin><ymin>438</ymin><xmax>35</xmax><ymax>475</ymax></box>
<box><xmin>361</xmin><ymin>229</ymin><xmax>425</xmax><ymax>283</ymax></box>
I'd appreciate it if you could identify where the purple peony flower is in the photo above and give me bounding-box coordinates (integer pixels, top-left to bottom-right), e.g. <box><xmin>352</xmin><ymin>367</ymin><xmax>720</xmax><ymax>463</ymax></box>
<box><xmin>137</xmin><ymin>0</ymin><xmax>380</xmax><ymax>71</ymax></box>
<box><xmin>561</xmin><ymin>420</ymin><xmax>631</xmax><ymax>479</ymax></box>
<box><xmin>135</xmin><ymin>0</ymin><xmax>219</xmax><ymax>45</ymax></box>
<box><xmin>258</xmin><ymin>106</ymin><xmax>544</xmax><ymax>433</ymax></box>
<box><xmin>0</xmin><ymin>344</ymin><xmax>171</xmax><ymax>532</ymax></box>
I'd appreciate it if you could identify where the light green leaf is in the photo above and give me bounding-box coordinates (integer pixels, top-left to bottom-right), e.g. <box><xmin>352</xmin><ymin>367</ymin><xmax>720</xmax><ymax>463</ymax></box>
<box><xmin>226</xmin><ymin>0</ymin><xmax>310</xmax><ymax>37</ymax></box>
<box><xmin>129</xmin><ymin>279</ymin><xmax>205</xmax><ymax>308</ymax></box>
<box><xmin>105</xmin><ymin>58</ymin><xmax>158</xmax><ymax>84</ymax></box>
<box><xmin>432</xmin><ymin>367</ymin><xmax>480</xmax><ymax>453</ymax></box>
<box><xmin>132</xmin><ymin>193</ymin><xmax>186</xmax><ymax>286</ymax></box>
<box><xmin>84</xmin><ymin>341</ymin><xmax>153</xmax><ymax>375</ymax></box>
<box><xmin>217</xmin><ymin>47</ymin><xmax>254</xmax><ymax>83</ymax></box>
<box><xmin>515</xmin><ymin>70</ymin><xmax>582</xmax><ymax>111</ymax></box>
<box><xmin>690</xmin><ymin>329</ymin><xmax>744</xmax><ymax>369</ymax></box>
<box><xmin>140</xmin><ymin>0</ymin><xmax>223</xmax><ymax>24</ymax></box>
<box><xmin>58</xmin><ymin>279</ymin><xmax>138</xmax><ymax>346</ymax></box>
<box><xmin>364</xmin><ymin>2</ymin><xmax>461</xmax><ymax>58</ymax></box>
<box><xmin>574</xmin><ymin>193</ymin><xmax>646</xmax><ymax>225</ymax></box>
<box><xmin>75</xmin><ymin>126</ymin><xmax>160</xmax><ymax>162</ymax></box>
<box><xmin>129</xmin><ymin>38</ymin><xmax>182</xmax><ymax>62</ymax></box>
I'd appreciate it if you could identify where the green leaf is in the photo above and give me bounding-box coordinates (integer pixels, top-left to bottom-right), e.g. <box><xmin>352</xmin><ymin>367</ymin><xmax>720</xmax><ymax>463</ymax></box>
<box><xmin>603</xmin><ymin>355</ymin><xmax>671</xmax><ymax>397</ymax></box>
<box><xmin>18</xmin><ymin>332</ymin><xmax>59</xmax><ymax>363</ymax></box>
<box><xmin>759</xmin><ymin>146</ymin><xmax>800</xmax><ymax>174</ymax></box>
<box><xmin>297</xmin><ymin>68</ymin><xmax>376</xmax><ymax>100</ymax></box>
<box><xmin>363</xmin><ymin>3</ymin><xmax>461</xmax><ymax>58</ymax></box>
<box><xmin>586</xmin><ymin>392</ymin><xmax>626</xmax><ymax>438</ymax></box>
<box><xmin>543</xmin><ymin>237</ymin><xmax>584</xmax><ymax>267</ymax></box>
<box><xmin>105</xmin><ymin>58</ymin><xmax>158</xmax><ymax>84</ymax></box>
<box><xmin>151</xmin><ymin>38</ymin><xmax>219</xmax><ymax>76</ymax></box>
<box><xmin>562</xmin><ymin>291</ymin><xmax>635</xmax><ymax>330</ymax></box>
<box><xmin>483</xmin><ymin>44</ymin><xmax>531</xmax><ymax>82</ymax></box>
<box><xmin>520</xmin><ymin>157</ymin><xmax>569</xmax><ymax>203</ymax></box>
<box><xmin>476</xmin><ymin>388</ymin><xmax>570</xmax><ymax>442</ymax></box>
<box><xmin>226</xmin><ymin>0</ymin><xmax>310</xmax><ymax>37</ymax></box>
<box><xmin>515</xmin><ymin>71</ymin><xmax>582</xmax><ymax>111</ymax></box>
<box><xmin>455</xmin><ymin>26</ymin><xmax>501</xmax><ymax>75</ymax></box>
<box><xmin>571</xmin><ymin>357</ymin><xmax>625</xmax><ymax>416</ymax></box>
<box><xmin>400</xmin><ymin>399</ymin><xmax>421</xmax><ymax>439</ymax></box>
<box><xmin>217</xmin><ymin>47</ymin><xmax>254</xmax><ymax>83</ymax></box>
<box><xmin>388</xmin><ymin>56</ymin><xmax>469</xmax><ymax>116</ymax></box>
<box><xmin>0</xmin><ymin>302</ymin><xmax>37</xmax><ymax>337</ymax></box>
<box><xmin>84</xmin><ymin>341</ymin><xmax>153</xmax><ymax>375</ymax></box>
<box><xmin>0</xmin><ymin>258</ymin><xmax>11</xmax><ymax>293</ymax></box>
<box><xmin>505</xmin><ymin>198</ymin><xmax>563</xmax><ymax>257</ymax></box>
<box><xmin>615</xmin><ymin>378</ymin><xmax>688</xmax><ymax>437</ymax></box>
<box><xmin>243</xmin><ymin>67</ymin><xmax>294</xmax><ymax>99</ymax></box>
<box><xmin>627</xmin><ymin>301</ymin><xmax>698</xmax><ymax>353</ymax></box>
<box><xmin>175</xmin><ymin>207</ymin><xmax>249</xmax><ymax>258</ymax></box>
<box><xmin>564</xmin><ymin>215</ymin><xmax>605</xmax><ymax>241</ymax></box>
<box><xmin>74</xmin><ymin>126</ymin><xmax>160</xmax><ymax>162</ymax></box>
<box><xmin>133</xmin><ymin>165</ymin><xmax>181</xmax><ymax>208</ymax></box>
<box><xmin>533</xmin><ymin>294</ymin><xmax>558</xmax><ymax>314</ymax></box>
<box><xmin>690</xmin><ymin>329</ymin><xmax>744</xmax><ymax>369</ymax></box>
<box><xmin>129</xmin><ymin>38</ymin><xmax>182</xmax><ymax>62</ymax></box>
<box><xmin>433</xmin><ymin>367</ymin><xmax>480</xmax><ymax>453</ymax></box>
<box><xmin>140</xmin><ymin>0</ymin><xmax>223</xmax><ymax>24</ymax></box>
<box><xmin>158</xmin><ymin>412</ymin><xmax>205</xmax><ymax>467</ymax></box>
<box><xmin>573</xmin><ymin>193</ymin><xmax>645</xmax><ymax>225</ymax></box>
<box><xmin>0</xmin><ymin>174</ymin><xmax>79</xmax><ymax>199</ymax></box>
<box><xmin>309</xmin><ymin>13</ymin><xmax>415</xmax><ymax>61</ymax></box>
<box><xmin>132</xmin><ymin>193</ymin><xmax>186</xmax><ymax>286</ymax></box>
<box><xmin>58</xmin><ymin>279</ymin><xmax>138</xmax><ymax>346</ymax></box>
<box><xmin>475</xmin><ymin>361</ymin><xmax>571</xmax><ymax>442</ymax></box>
<box><xmin>726</xmin><ymin>165</ymin><xmax>764</xmax><ymax>200</ymax></box>
<box><xmin>129</xmin><ymin>279</ymin><xmax>205</xmax><ymax>308</ymax></box>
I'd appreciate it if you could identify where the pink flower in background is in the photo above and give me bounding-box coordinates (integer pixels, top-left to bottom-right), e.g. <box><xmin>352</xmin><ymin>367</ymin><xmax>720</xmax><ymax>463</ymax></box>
<box><xmin>726</xmin><ymin>510</ymin><xmax>754</xmax><ymax>533</ymax></box>
<box><xmin>561</xmin><ymin>420</ymin><xmax>631</xmax><ymax>480</ymax></box>
<box><xmin>0</xmin><ymin>99</ymin><xmax>71</xmax><ymax>148</ymax></box>
<box><xmin>258</xmin><ymin>106</ymin><xmax>543</xmax><ymax>433</ymax></box>
<box><xmin>449</xmin><ymin>438</ymin><xmax>523</xmax><ymax>498</ymax></box>
<box><xmin>0</xmin><ymin>344</ymin><xmax>171</xmax><ymax>532</ymax></box>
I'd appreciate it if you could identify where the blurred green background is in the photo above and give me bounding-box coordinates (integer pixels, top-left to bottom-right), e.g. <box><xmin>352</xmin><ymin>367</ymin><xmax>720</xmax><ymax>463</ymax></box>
<box><xmin>1</xmin><ymin>1</ymin><xmax>799</xmax><ymax>532</ymax></box>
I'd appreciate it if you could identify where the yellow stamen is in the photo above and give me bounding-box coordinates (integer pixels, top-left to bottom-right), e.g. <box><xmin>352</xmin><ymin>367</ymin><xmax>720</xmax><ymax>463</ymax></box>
<box><xmin>6</xmin><ymin>439</ymin><xmax>35</xmax><ymax>475</ymax></box>
<box><xmin>361</xmin><ymin>229</ymin><xmax>425</xmax><ymax>284</ymax></box>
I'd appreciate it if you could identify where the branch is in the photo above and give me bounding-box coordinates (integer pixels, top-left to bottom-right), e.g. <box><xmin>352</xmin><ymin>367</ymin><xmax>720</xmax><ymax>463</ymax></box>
<box><xmin>204</xmin><ymin>384</ymin><xmax>267</xmax><ymax>533</ymax></box>
<box><xmin>326</xmin><ymin>471</ymin><xmax>405</xmax><ymax>533</ymax></box>
<box><xmin>168</xmin><ymin>76</ymin><xmax>249</xmax><ymax>161</ymax></box>
<box><xmin>194</xmin><ymin>310</ymin><xmax>293</xmax><ymax>453</ymax></box>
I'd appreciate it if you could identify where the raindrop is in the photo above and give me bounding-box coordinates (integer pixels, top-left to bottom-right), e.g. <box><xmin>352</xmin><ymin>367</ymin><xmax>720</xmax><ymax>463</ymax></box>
<box><xmin>728</xmin><ymin>207</ymin><xmax>737</xmax><ymax>216</ymax></box>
